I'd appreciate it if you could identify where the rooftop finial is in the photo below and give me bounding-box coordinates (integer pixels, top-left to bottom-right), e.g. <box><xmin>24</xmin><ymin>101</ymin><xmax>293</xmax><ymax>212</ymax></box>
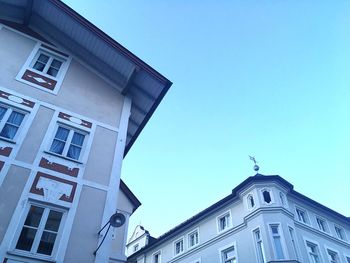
<box><xmin>249</xmin><ymin>155</ymin><xmax>260</xmax><ymax>173</ymax></box>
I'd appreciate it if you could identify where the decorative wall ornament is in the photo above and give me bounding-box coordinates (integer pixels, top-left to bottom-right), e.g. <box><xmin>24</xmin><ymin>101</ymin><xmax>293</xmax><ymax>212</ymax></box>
<box><xmin>0</xmin><ymin>147</ymin><xmax>12</xmax><ymax>157</ymax></box>
<box><xmin>0</xmin><ymin>90</ymin><xmax>35</xmax><ymax>108</ymax></box>
<box><xmin>39</xmin><ymin>157</ymin><xmax>79</xmax><ymax>177</ymax></box>
<box><xmin>58</xmin><ymin>112</ymin><xmax>92</xmax><ymax>128</ymax></box>
<box><xmin>36</xmin><ymin>177</ymin><xmax>73</xmax><ymax>203</ymax></box>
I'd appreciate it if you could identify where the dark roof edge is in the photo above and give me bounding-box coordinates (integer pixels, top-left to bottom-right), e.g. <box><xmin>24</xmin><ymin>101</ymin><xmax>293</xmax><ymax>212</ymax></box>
<box><xmin>124</xmin><ymin>79</ymin><xmax>172</xmax><ymax>156</ymax></box>
<box><xmin>119</xmin><ymin>179</ymin><xmax>141</xmax><ymax>213</ymax></box>
<box><xmin>51</xmin><ymin>0</ymin><xmax>170</xmax><ymax>85</ymax></box>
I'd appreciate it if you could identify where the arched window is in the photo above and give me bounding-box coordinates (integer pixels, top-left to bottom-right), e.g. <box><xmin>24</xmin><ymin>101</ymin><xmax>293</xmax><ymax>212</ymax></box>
<box><xmin>248</xmin><ymin>195</ymin><xmax>255</xmax><ymax>208</ymax></box>
<box><xmin>262</xmin><ymin>190</ymin><xmax>272</xmax><ymax>204</ymax></box>
<box><xmin>279</xmin><ymin>192</ymin><xmax>285</xmax><ymax>206</ymax></box>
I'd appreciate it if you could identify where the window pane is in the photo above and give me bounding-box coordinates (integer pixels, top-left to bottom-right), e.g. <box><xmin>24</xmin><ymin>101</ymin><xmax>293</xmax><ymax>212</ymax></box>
<box><xmin>24</xmin><ymin>206</ymin><xmax>44</xmax><ymax>227</ymax></box>
<box><xmin>7</xmin><ymin>111</ymin><xmax>25</xmax><ymax>126</ymax></box>
<box><xmin>71</xmin><ymin>132</ymin><xmax>85</xmax><ymax>146</ymax></box>
<box><xmin>67</xmin><ymin>145</ymin><xmax>81</xmax><ymax>160</ymax></box>
<box><xmin>37</xmin><ymin>231</ymin><xmax>57</xmax><ymax>255</ymax></box>
<box><xmin>47</xmin><ymin>67</ymin><xmax>59</xmax><ymax>77</ymax></box>
<box><xmin>263</xmin><ymin>191</ymin><xmax>271</xmax><ymax>203</ymax></box>
<box><xmin>15</xmin><ymin>227</ymin><xmax>37</xmax><ymax>251</ymax></box>
<box><xmin>33</xmin><ymin>61</ymin><xmax>46</xmax><ymax>72</ymax></box>
<box><xmin>50</xmin><ymin>139</ymin><xmax>65</xmax><ymax>154</ymax></box>
<box><xmin>45</xmin><ymin>211</ymin><xmax>63</xmax><ymax>232</ymax></box>
<box><xmin>274</xmin><ymin>236</ymin><xmax>284</xmax><ymax>259</ymax></box>
<box><xmin>55</xmin><ymin>127</ymin><xmax>69</xmax><ymax>140</ymax></box>
<box><xmin>271</xmin><ymin>226</ymin><xmax>279</xmax><ymax>234</ymax></box>
<box><xmin>0</xmin><ymin>124</ymin><xmax>18</xmax><ymax>139</ymax></box>
<box><xmin>37</xmin><ymin>54</ymin><xmax>50</xmax><ymax>63</ymax></box>
<box><xmin>50</xmin><ymin>59</ymin><xmax>62</xmax><ymax>70</ymax></box>
<box><xmin>0</xmin><ymin>106</ymin><xmax>7</xmax><ymax>120</ymax></box>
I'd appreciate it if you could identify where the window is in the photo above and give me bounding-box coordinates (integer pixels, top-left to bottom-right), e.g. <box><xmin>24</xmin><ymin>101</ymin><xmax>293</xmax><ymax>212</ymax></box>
<box><xmin>188</xmin><ymin>230</ymin><xmax>199</xmax><ymax>248</ymax></box>
<box><xmin>288</xmin><ymin>227</ymin><xmax>299</xmax><ymax>260</ymax></box>
<box><xmin>327</xmin><ymin>249</ymin><xmax>339</xmax><ymax>263</ymax></box>
<box><xmin>346</xmin><ymin>256</ymin><xmax>350</xmax><ymax>263</ymax></box>
<box><xmin>253</xmin><ymin>229</ymin><xmax>265</xmax><ymax>263</ymax></box>
<box><xmin>306</xmin><ymin>241</ymin><xmax>320</xmax><ymax>263</ymax></box>
<box><xmin>316</xmin><ymin>217</ymin><xmax>327</xmax><ymax>232</ymax></box>
<box><xmin>218</xmin><ymin>211</ymin><xmax>231</xmax><ymax>232</ymax></box>
<box><xmin>221</xmin><ymin>246</ymin><xmax>237</xmax><ymax>263</ymax></box>
<box><xmin>0</xmin><ymin>105</ymin><xmax>26</xmax><ymax>141</ymax></box>
<box><xmin>133</xmin><ymin>244</ymin><xmax>139</xmax><ymax>252</ymax></box>
<box><xmin>174</xmin><ymin>238</ymin><xmax>184</xmax><ymax>256</ymax></box>
<box><xmin>14</xmin><ymin>204</ymin><xmax>65</xmax><ymax>257</ymax></box>
<box><xmin>270</xmin><ymin>225</ymin><xmax>284</xmax><ymax>259</ymax></box>
<box><xmin>31</xmin><ymin>50</ymin><xmax>64</xmax><ymax>78</ymax></box>
<box><xmin>153</xmin><ymin>251</ymin><xmax>161</xmax><ymax>263</ymax></box>
<box><xmin>262</xmin><ymin>190</ymin><xmax>272</xmax><ymax>204</ymax></box>
<box><xmin>334</xmin><ymin>226</ymin><xmax>345</xmax><ymax>240</ymax></box>
<box><xmin>248</xmin><ymin>195</ymin><xmax>255</xmax><ymax>209</ymax></box>
<box><xmin>296</xmin><ymin>208</ymin><xmax>308</xmax><ymax>224</ymax></box>
<box><xmin>49</xmin><ymin>125</ymin><xmax>86</xmax><ymax>161</ymax></box>
<box><xmin>279</xmin><ymin>192</ymin><xmax>285</xmax><ymax>206</ymax></box>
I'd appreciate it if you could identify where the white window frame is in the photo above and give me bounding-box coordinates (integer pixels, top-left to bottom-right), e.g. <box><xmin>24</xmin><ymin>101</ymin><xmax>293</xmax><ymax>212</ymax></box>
<box><xmin>30</xmin><ymin>50</ymin><xmax>65</xmax><ymax>78</ymax></box>
<box><xmin>325</xmin><ymin>246</ymin><xmax>340</xmax><ymax>263</ymax></box>
<box><xmin>16</xmin><ymin>43</ymin><xmax>71</xmax><ymax>94</ymax></box>
<box><xmin>334</xmin><ymin>224</ymin><xmax>347</xmax><ymax>241</ymax></box>
<box><xmin>10</xmin><ymin>201</ymin><xmax>67</xmax><ymax>260</ymax></box>
<box><xmin>315</xmin><ymin>216</ymin><xmax>328</xmax><ymax>233</ymax></box>
<box><xmin>218</xmin><ymin>242</ymin><xmax>238</xmax><ymax>263</ymax></box>
<box><xmin>252</xmin><ymin>227</ymin><xmax>266</xmax><ymax>263</ymax></box>
<box><xmin>288</xmin><ymin>225</ymin><xmax>299</xmax><ymax>261</ymax></box>
<box><xmin>247</xmin><ymin>194</ymin><xmax>256</xmax><ymax>210</ymax></box>
<box><xmin>261</xmin><ymin>188</ymin><xmax>274</xmax><ymax>205</ymax></box>
<box><xmin>173</xmin><ymin>236</ymin><xmax>185</xmax><ymax>257</ymax></box>
<box><xmin>295</xmin><ymin>206</ymin><xmax>309</xmax><ymax>224</ymax></box>
<box><xmin>304</xmin><ymin>238</ymin><xmax>323</xmax><ymax>263</ymax></box>
<box><xmin>217</xmin><ymin>210</ymin><xmax>232</xmax><ymax>233</ymax></box>
<box><xmin>47</xmin><ymin>123</ymin><xmax>88</xmax><ymax>162</ymax></box>
<box><xmin>268</xmin><ymin>223</ymin><xmax>286</xmax><ymax>260</ymax></box>
<box><xmin>187</xmin><ymin>228</ymin><xmax>199</xmax><ymax>249</ymax></box>
<box><xmin>152</xmin><ymin>250</ymin><xmax>161</xmax><ymax>263</ymax></box>
<box><xmin>0</xmin><ymin>103</ymin><xmax>28</xmax><ymax>142</ymax></box>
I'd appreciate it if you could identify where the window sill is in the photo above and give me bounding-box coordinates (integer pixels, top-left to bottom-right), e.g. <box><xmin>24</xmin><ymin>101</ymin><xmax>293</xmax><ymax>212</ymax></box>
<box><xmin>7</xmin><ymin>250</ymin><xmax>56</xmax><ymax>262</ymax></box>
<box><xmin>44</xmin><ymin>150</ymin><xmax>83</xmax><ymax>164</ymax></box>
<box><xmin>0</xmin><ymin>137</ymin><xmax>16</xmax><ymax>144</ymax></box>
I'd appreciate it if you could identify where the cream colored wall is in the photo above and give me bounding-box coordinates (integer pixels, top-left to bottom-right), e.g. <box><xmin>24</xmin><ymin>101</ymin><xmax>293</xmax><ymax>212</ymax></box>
<box><xmin>0</xmin><ymin>166</ymin><xmax>31</xmax><ymax>243</ymax></box>
<box><xmin>0</xmin><ymin>26</ymin><xmax>124</xmax><ymax>127</ymax></box>
<box><xmin>64</xmin><ymin>186</ymin><xmax>107</xmax><ymax>263</ymax></box>
<box><xmin>15</xmin><ymin>106</ymin><xmax>54</xmax><ymax>163</ymax></box>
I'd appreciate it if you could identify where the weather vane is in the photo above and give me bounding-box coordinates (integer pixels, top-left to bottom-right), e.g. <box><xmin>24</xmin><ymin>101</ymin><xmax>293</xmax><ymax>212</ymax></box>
<box><xmin>249</xmin><ymin>155</ymin><xmax>260</xmax><ymax>172</ymax></box>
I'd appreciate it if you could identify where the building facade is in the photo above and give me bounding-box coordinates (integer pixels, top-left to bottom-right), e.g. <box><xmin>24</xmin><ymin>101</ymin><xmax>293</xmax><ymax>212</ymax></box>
<box><xmin>127</xmin><ymin>174</ymin><xmax>350</xmax><ymax>263</ymax></box>
<box><xmin>0</xmin><ymin>1</ymin><xmax>171</xmax><ymax>263</ymax></box>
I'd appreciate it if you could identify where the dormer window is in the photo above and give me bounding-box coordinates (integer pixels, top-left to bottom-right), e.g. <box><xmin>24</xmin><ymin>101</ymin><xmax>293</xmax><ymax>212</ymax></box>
<box><xmin>17</xmin><ymin>44</ymin><xmax>71</xmax><ymax>94</ymax></box>
<box><xmin>262</xmin><ymin>190</ymin><xmax>272</xmax><ymax>204</ymax></box>
<box><xmin>248</xmin><ymin>194</ymin><xmax>255</xmax><ymax>209</ymax></box>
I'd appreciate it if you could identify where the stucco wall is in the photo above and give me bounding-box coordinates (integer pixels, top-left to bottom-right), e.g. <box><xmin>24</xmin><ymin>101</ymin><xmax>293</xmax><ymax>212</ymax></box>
<box><xmin>0</xmin><ymin>165</ymin><xmax>30</xmax><ymax>243</ymax></box>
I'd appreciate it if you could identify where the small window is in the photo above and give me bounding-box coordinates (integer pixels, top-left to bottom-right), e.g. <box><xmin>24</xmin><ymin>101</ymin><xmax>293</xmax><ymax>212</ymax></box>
<box><xmin>306</xmin><ymin>241</ymin><xmax>320</xmax><ymax>263</ymax></box>
<box><xmin>327</xmin><ymin>249</ymin><xmax>339</xmax><ymax>263</ymax></box>
<box><xmin>49</xmin><ymin>125</ymin><xmax>86</xmax><ymax>161</ymax></box>
<box><xmin>279</xmin><ymin>192</ymin><xmax>285</xmax><ymax>206</ymax></box>
<box><xmin>188</xmin><ymin>230</ymin><xmax>199</xmax><ymax>248</ymax></box>
<box><xmin>334</xmin><ymin>226</ymin><xmax>345</xmax><ymax>240</ymax></box>
<box><xmin>221</xmin><ymin>246</ymin><xmax>237</xmax><ymax>263</ymax></box>
<box><xmin>253</xmin><ymin>229</ymin><xmax>265</xmax><ymax>263</ymax></box>
<box><xmin>153</xmin><ymin>251</ymin><xmax>161</xmax><ymax>263</ymax></box>
<box><xmin>288</xmin><ymin>227</ymin><xmax>299</xmax><ymax>260</ymax></box>
<box><xmin>31</xmin><ymin>50</ymin><xmax>64</xmax><ymax>78</ymax></box>
<box><xmin>174</xmin><ymin>238</ymin><xmax>184</xmax><ymax>256</ymax></box>
<box><xmin>0</xmin><ymin>104</ymin><xmax>26</xmax><ymax>141</ymax></box>
<box><xmin>248</xmin><ymin>195</ymin><xmax>255</xmax><ymax>208</ymax></box>
<box><xmin>295</xmin><ymin>208</ymin><xmax>308</xmax><ymax>224</ymax></box>
<box><xmin>316</xmin><ymin>217</ymin><xmax>327</xmax><ymax>232</ymax></box>
<box><xmin>133</xmin><ymin>244</ymin><xmax>139</xmax><ymax>252</ymax></box>
<box><xmin>262</xmin><ymin>190</ymin><xmax>271</xmax><ymax>204</ymax></box>
<box><xmin>218</xmin><ymin>212</ymin><xmax>231</xmax><ymax>232</ymax></box>
<box><xmin>270</xmin><ymin>225</ymin><xmax>284</xmax><ymax>260</ymax></box>
<box><xmin>14</xmin><ymin>204</ymin><xmax>65</xmax><ymax>257</ymax></box>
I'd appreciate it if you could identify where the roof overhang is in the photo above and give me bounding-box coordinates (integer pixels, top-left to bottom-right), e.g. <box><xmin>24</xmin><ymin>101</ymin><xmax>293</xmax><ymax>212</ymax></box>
<box><xmin>0</xmin><ymin>0</ymin><xmax>172</xmax><ymax>156</ymax></box>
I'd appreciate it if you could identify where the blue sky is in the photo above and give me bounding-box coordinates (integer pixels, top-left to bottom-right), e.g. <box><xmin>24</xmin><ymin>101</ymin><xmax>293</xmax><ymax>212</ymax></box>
<box><xmin>64</xmin><ymin>0</ymin><xmax>350</xmax><ymax>238</ymax></box>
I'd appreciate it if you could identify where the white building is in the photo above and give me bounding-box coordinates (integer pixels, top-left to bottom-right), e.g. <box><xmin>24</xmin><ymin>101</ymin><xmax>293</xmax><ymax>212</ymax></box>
<box><xmin>0</xmin><ymin>1</ymin><xmax>171</xmax><ymax>262</ymax></box>
<box><xmin>127</xmin><ymin>174</ymin><xmax>350</xmax><ymax>263</ymax></box>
